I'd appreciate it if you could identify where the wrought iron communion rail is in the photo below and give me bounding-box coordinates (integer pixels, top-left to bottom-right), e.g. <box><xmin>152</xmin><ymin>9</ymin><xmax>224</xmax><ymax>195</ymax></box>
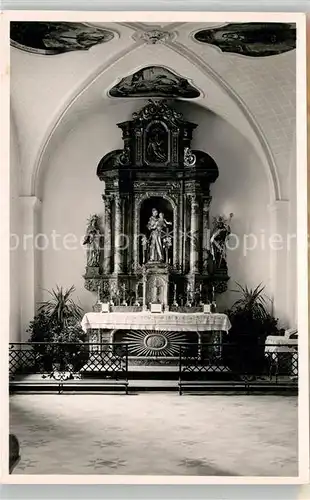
<box><xmin>9</xmin><ymin>342</ymin><xmax>129</xmax><ymax>393</ymax></box>
<box><xmin>9</xmin><ymin>342</ymin><xmax>298</xmax><ymax>394</ymax></box>
<box><xmin>178</xmin><ymin>343</ymin><xmax>298</xmax><ymax>393</ymax></box>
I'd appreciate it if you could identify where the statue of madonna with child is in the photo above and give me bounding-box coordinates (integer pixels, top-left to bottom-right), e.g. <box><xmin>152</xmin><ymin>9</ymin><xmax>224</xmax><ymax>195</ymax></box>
<box><xmin>144</xmin><ymin>208</ymin><xmax>172</xmax><ymax>264</ymax></box>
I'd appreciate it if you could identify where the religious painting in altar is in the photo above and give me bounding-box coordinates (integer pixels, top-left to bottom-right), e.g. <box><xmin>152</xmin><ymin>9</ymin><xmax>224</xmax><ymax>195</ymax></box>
<box><xmin>194</xmin><ymin>22</ymin><xmax>296</xmax><ymax>57</ymax></box>
<box><xmin>108</xmin><ymin>66</ymin><xmax>200</xmax><ymax>98</ymax></box>
<box><xmin>144</xmin><ymin>122</ymin><xmax>170</xmax><ymax>165</ymax></box>
<box><xmin>10</xmin><ymin>22</ymin><xmax>115</xmax><ymax>55</ymax></box>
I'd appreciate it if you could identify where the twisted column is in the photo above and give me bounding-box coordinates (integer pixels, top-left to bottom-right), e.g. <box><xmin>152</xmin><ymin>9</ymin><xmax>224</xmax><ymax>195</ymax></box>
<box><xmin>202</xmin><ymin>196</ymin><xmax>211</xmax><ymax>272</ymax></box>
<box><xmin>190</xmin><ymin>195</ymin><xmax>199</xmax><ymax>274</ymax></box>
<box><xmin>114</xmin><ymin>194</ymin><xmax>123</xmax><ymax>274</ymax></box>
<box><xmin>103</xmin><ymin>196</ymin><xmax>112</xmax><ymax>274</ymax></box>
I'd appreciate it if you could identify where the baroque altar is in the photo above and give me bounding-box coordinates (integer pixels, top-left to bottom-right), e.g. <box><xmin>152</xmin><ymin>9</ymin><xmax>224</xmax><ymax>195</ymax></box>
<box><xmin>81</xmin><ymin>311</ymin><xmax>231</xmax><ymax>360</ymax></box>
<box><xmin>82</xmin><ymin>99</ymin><xmax>232</xmax><ymax>360</ymax></box>
<box><xmin>84</xmin><ymin>99</ymin><xmax>231</xmax><ymax>304</ymax></box>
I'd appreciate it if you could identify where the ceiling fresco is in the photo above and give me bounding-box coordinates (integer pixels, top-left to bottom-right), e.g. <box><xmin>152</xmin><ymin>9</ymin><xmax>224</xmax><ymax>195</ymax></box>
<box><xmin>194</xmin><ymin>22</ymin><xmax>296</xmax><ymax>57</ymax></box>
<box><xmin>10</xmin><ymin>22</ymin><xmax>115</xmax><ymax>55</ymax></box>
<box><xmin>109</xmin><ymin>66</ymin><xmax>200</xmax><ymax>99</ymax></box>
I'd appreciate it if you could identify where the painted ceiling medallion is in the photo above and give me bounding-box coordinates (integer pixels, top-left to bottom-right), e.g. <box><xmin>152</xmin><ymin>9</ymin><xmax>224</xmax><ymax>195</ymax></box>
<box><xmin>194</xmin><ymin>22</ymin><xmax>296</xmax><ymax>57</ymax></box>
<box><xmin>134</xmin><ymin>29</ymin><xmax>173</xmax><ymax>44</ymax></box>
<box><xmin>109</xmin><ymin>66</ymin><xmax>200</xmax><ymax>99</ymax></box>
<box><xmin>10</xmin><ymin>22</ymin><xmax>115</xmax><ymax>55</ymax></box>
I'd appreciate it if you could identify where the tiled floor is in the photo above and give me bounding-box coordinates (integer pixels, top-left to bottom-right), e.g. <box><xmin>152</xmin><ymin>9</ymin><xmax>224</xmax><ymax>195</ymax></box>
<box><xmin>9</xmin><ymin>393</ymin><xmax>298</xmax><ymax>476</ymax></box>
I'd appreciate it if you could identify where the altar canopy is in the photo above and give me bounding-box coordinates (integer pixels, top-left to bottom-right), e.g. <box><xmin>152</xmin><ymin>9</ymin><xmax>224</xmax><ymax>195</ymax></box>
<box><xmin>81</xmin><ymin>312</ymin><xmax>231</xmax><ymax>333</ymax></box>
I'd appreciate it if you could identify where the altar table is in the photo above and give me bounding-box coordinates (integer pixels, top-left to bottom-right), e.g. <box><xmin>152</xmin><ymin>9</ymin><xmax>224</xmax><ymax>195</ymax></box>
<box><xmin>81</xmin><ymin>311</ymin><xmax>231</xmax><ymax>333</ymax></box>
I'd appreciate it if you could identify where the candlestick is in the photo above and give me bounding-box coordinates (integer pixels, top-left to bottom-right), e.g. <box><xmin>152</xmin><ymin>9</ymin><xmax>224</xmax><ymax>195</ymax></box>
<box><xmin>142</xmin><ymin>272</ymin><xmax>147</xmax><ymax>311</ymax></box>
<box><xmin>199</xmin><ymin>283</ymin><xmax>204</xmax><ymax>306</ymax></box>
<box><xmin>172</xmin><ymin>283</ymin><xmax>178</xmax><ymax>307</ymax></box>
<box><xmin>121</xmin><ymin>283</ymin><xmax>127</xmax><ymax>306</ymax></box>
<box><xmin>134</xmin><ymin>283</ymin><xmax>140</xmax><ymax>306</ymax></box>
<box><xmin>186</xmin><ymin>283</ymin><xmax>192</xmax><ymax>307</ymax></box>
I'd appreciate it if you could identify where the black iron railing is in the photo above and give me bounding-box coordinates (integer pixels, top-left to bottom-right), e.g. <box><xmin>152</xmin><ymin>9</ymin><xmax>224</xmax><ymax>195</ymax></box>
<box><xmin>9</xmin><ymin>341</ymin><xmax>298</xmax><ymax>393</ymax></box>
<box><xmin>9</xmin><ymin>342</ymin><xmax>129</xmax><ymax>382</ymax></box>
<box><xmin>178</xmin><ymin>342</ymin><xmax>298</xmax><ymax>393</ymax></box>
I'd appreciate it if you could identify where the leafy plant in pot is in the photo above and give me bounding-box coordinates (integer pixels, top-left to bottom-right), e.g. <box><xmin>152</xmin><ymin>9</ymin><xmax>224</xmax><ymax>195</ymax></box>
<box><xmin>223</xmin><ymin>283</ymin><xmax>279</xmax><ymax>377</ymax></box>
<box><xmin>28</xmin><ymin>285</ymin><xmax>88</xmax><ymax>374</ymax></box>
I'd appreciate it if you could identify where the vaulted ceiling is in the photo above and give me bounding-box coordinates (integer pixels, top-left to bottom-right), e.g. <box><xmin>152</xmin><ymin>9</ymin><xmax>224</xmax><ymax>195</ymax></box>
<box><xmin>10</xmin><ymin>21</ymin><xmax>296</xmax><ymax>200</ymax></box>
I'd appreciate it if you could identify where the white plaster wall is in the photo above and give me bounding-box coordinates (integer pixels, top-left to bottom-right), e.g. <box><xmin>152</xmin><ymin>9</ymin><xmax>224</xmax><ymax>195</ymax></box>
<box><xmin>177</xmin><ymin>102</ymin><xmax>273</xmax><ymax>312</ymax></box>
<box><xmin>39</xmin><ymin>102</ymin><xmax>140</xmax><ymax>312</ymax></box>
<box><xmin>38</xmin><ymin>101</ymin><xmax>281</xmax><ymax>318</ymax></box>
<box><xmin>287</xmin><ymin>136</ymin><xmax>297</xmax><ymax>327</ymax></box>
<box><xmin>10</xmin><ymin>116</ymin><xmax>21</xmax><ymax>342</ymax></box>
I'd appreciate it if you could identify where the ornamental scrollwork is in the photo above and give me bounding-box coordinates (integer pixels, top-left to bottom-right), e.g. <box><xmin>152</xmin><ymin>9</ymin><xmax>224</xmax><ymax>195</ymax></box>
<box><xmin>213</xmin><ymin>281</ymin><xmax>228</xmax><ymax>294</ymax></box>
<box><xmin>84</xmin><ymin>278</ymin><xmax>102</xmax><ymax>292</ymax></box>
<box><xmin>184</xmin><ymin>147</ymin><xmax>196</xmax><ymax>167</ymax></box>
<box><xmin>118</xmin><ymin>146</ymin><xmax>131</xmax><ymax>166</ymax></box>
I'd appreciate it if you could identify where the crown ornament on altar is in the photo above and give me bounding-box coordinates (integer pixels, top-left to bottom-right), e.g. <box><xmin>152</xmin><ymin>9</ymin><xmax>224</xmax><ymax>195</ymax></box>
<box><xmin>132</xmin><ymin>99</ymin><xmax>183</xmax><ymax>123</ymax></box>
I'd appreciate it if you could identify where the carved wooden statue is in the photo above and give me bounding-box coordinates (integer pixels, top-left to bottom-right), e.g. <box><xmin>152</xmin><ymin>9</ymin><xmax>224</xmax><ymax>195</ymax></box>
<box><xmin>210</xmin><ymin>214</ymin><xmax>233</xmax><ymax>271</ymax></box>
<box><xmin>147</xmin><ymin>208</ymin><xmax>172</xmax><ymax>263</ymax></box>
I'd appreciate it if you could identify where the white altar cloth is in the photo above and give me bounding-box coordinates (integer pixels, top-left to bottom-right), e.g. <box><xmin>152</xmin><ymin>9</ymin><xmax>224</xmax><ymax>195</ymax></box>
<box><xmin>81</xmin><ymin>311</ymin><xmax>231</xmax><ymax>333</ymax></box>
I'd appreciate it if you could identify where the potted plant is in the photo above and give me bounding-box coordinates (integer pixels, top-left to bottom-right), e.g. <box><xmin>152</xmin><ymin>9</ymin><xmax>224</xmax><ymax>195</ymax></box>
<box><xmin>223</xmin><ymin>282</ymin><xmax>279</xmax><ymax>376</ymax></box>
<box><xmin>28</xmin><ymin>285</ymin><xmax>87</xmax><ymax>375</ymax></box>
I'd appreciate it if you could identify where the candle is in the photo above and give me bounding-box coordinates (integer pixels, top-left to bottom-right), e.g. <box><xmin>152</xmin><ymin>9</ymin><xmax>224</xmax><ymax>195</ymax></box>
<box><xmin>142</xmin><ymin>272</ymin><xmax>147</xmax><ymax>310</ymax></box>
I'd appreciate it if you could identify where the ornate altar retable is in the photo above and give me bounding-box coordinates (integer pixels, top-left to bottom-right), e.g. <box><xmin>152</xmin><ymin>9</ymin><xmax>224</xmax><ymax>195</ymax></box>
<box><xmin>82</xmin><ymin>99</ymin><xmax>232</xmax><ymax>364</ymax></box>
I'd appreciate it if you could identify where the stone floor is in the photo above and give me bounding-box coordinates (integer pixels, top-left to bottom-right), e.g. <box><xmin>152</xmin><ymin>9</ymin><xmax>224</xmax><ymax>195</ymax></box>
<box><xmin>9</xmin><ymin>393</ymin><xmax>298</xmax><ymax>476</ymax></box>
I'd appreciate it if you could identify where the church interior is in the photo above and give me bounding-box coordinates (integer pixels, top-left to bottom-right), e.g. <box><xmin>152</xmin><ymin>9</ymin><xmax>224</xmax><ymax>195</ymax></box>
<box><xmin>8</xmin><ymin>20</ymin><xmax>300</xmax><ymax>477</ymax></box>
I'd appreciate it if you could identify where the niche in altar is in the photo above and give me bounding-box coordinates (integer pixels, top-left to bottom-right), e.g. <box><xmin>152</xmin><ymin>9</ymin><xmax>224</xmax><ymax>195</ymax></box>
<box><xmin>83</xmin><ymin>99</ymin><xmax>231</xmax><ymax>309</ymax></box>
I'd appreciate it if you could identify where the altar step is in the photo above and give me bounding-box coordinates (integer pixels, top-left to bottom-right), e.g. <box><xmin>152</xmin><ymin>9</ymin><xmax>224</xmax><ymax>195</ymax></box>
<box><xmin>9</xmin><ymin>375</ymin><xmax>297</xmax><ymax>394</ymax></box>
<box><xmin>81</xmin><ymin>364</ymin><xmax>232</xmax><ymax>381</ymax></box>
